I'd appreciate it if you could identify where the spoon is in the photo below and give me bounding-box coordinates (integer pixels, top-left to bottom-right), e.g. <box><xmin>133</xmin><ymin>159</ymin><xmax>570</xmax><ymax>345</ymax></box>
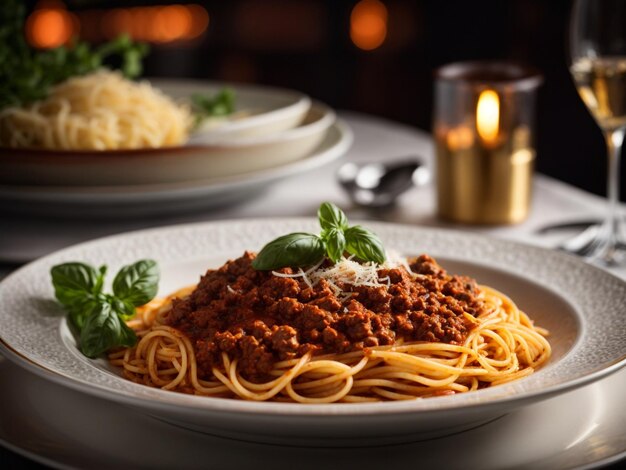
<box><xmin>337</xmin><ymin>158</ymin><xmax>430</xmax><ymax>208</ymax></box>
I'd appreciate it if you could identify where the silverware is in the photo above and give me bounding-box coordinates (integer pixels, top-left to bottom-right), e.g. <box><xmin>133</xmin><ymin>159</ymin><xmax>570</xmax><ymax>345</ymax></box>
<box><xmin>535</xmin><ymin>220</ymin><xmax>598</xmax><ymax>235</ymax></box>
<box><xmin>337</xmin><ymin>158</ymin><xmax>429</xmax><ymax>208</ymax></box>
<box><xmin>558</xmin><ymin>224</ymin><xmax>626</xmax><ymax>263</ymax></box>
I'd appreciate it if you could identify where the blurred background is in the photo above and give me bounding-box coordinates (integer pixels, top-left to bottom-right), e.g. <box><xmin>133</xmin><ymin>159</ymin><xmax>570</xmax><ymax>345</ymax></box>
<box><xmin>19</xmin><ymin>0</ymin><xmax>620</xmax><ymax>200</ymax></box>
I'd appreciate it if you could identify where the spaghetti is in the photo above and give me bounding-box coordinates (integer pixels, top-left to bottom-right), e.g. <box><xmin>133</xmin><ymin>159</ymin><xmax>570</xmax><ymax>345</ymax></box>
<box><xmin>109</xmin><ymin>255</ymin><xmax>551</xmax><ymax>403</ymax></box>
<box><xmin>0</xmin><ymin>70</ymin><xmax>192</xmax><ymax>150</ymax></box>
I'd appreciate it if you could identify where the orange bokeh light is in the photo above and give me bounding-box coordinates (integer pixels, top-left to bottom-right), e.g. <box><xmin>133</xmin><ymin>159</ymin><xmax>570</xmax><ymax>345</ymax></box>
<box><xmin>188</xmin><ymin>4</ymin><xmax>210</xmax><ymax>39</ymax></box>
<box><xmin>350</xmin><ymin>0</ymin><xmax>388</xmax><ymax>51</ymax></box>
<box><xmin>154</xmin><ymin>5</ymin><xmax>193</xmax><ymax>42</ymax></box>
<box><xmin>26</xmin><ymin>1</ymin><xmax>77</xmax><ymax>49</ymax></box>
<box><xmin>100</xmin><ymin>4</ymin><xmax>208</xmax><ymax>44</ymax></box>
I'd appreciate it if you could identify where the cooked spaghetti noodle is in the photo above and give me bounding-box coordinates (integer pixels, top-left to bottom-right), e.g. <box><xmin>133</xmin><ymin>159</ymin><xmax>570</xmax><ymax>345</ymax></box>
<box><xmin>0</xmin><ymin>70</ymin><xmax>192</xmax><ymax>150</ymax></box>
<box><xmin>109</xmin><ymin>256</ymin><xmax>551</xmax><ymax>403</ymax></box>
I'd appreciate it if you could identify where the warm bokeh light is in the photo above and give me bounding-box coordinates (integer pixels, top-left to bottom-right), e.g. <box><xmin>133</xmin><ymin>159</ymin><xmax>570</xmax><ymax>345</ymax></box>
<box><xmin>187</xmin><ymin>4</ymin><xmax>210</xmax><ymax>39</ymax></box>
<box><xmin>26</xmin><ymin>1</ymin><xmax>77</xmax><ymax>49</ymax></box>
<box><xmin>350</xmin><ymin>0</ymin><xmax>388</xmax><ymax>51</ymax></box>
<box><xmin>446</xmin><ymin>126</ymin><xmax>474</xmax><ymax>151</ymax></box>
<box><xmin>155</xmin><ymin>5</ymin><xmax>192</xmax><ymax>42</ymax></box>
<box><xmin>476</xmin><ymin>89</ymin><xmax>500</xmax><ymax>144</ymax></box>
<box><xmin>99</xmin><ymin>4</ymin><xmax>208</xmax><ymax>43</ymax></box>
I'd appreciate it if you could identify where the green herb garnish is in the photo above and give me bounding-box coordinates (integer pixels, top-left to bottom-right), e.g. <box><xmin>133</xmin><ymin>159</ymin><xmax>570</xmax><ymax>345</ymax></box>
<box><xmin>191</xmin><ymin>88</ymin><xmax>236</xmax><ymax>123</ymax></box>
<box><xmin>0</xmin><ymin>0</ymin><xmax>148</xmax><ymax>111</ymax></box>
<box><xmin>252</xmin><ymin>202</ymin><xmax>386</xmax><ymax>270</ymax></box>
<box><xmin>51</xmin><ymin>259</ymin><xmax>159</xmax><ymax>358</ymax></box>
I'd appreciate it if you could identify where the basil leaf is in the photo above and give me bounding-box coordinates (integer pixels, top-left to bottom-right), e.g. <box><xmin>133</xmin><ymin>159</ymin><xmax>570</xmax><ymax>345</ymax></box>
<box><xmin>252</xmin><ymin>233</ymin><xmax>326</xmax><ymax>270</ymax></box>
<box><xmin>93</xmin><ymin>265</ymin><xmax>107</xmax><ymax>295</ymax></box>
<box><xmin>50</xmin><ymin>262</ymin><xmax>102</xmax><ymax>311</ymax></box>
<box><xmin>192</xmin><ymin>88</ymin><xmax>235</xmax><ymax>121</ymax></box>
<box><xmin>112</xmin><ymin>259</ymin><xmax>159</xmax><ymax>307</ymax></box>
<box><xmin>67</xmin><ymin>299</ymin><xmax>101</xmax><ymax>332</ymax></box>
<box><xmin>80</xmin><ymin>302</ymin><xmax>137</xmax><ymax>358</ymax></box>
<box><xmin>318</xmin><ymin>202</ymin><xmax>348</xmax><ymax>231</ymax></box>
<box><xmin>109</xmin><ymin>296</ymin><xmax>137</xmax><ymax>321</ymax></box>
<box><xmin>325</xmin><ymin>228</ymin><xmax>346</xmax><ymax>263</ymax></box>
<box><xmin>344</xmin><ymin>225</ymin><xmax>386</xmax><ymax>264</ymax></box>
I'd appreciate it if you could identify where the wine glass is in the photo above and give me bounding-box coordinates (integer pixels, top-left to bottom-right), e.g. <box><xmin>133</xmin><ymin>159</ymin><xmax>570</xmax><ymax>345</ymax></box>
<box><xmin>566</xmin><ymin>0</ymin><xmax>626</xmax><ymax>265</ymax></box>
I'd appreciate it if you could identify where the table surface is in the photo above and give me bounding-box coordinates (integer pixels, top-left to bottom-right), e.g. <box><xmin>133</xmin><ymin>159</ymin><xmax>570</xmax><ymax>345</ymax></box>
<box><xmin>1</xmin><ymin>111</ymin><xmax>624</xmax><ymax>469</ymax></box>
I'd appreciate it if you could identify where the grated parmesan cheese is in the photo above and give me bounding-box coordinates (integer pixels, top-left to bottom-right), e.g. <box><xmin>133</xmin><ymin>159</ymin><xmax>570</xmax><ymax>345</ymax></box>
<box><xmin>226</xmin><ymin>285</ymin><xmax>238</xmax><ymax>294</ymax></box>
<box><xmin>271</xmin><ymin>251</ymin><xmax>414</xmax><ymax>303</ymax></box>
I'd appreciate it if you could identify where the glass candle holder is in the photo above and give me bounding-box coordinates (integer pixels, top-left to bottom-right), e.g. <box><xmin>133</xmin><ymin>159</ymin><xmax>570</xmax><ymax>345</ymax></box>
<box><xmin>434</xmin><ymin>62</ymin><xmax>542</xmax><ymax>224</ymax></box>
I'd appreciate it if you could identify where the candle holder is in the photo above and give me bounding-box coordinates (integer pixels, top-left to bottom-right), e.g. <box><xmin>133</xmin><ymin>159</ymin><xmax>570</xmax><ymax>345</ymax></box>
<box><xmin>434</xmin><ymin>62</ymin><xmax>542</xmax><ymax>224</ymax></box>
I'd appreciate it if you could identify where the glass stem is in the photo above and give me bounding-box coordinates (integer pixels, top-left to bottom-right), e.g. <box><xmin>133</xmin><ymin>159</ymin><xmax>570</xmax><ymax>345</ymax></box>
<box><xmin>602</xmin><ymin>128</ymin><xmax>625</xmax><ymax>246</ymax></box>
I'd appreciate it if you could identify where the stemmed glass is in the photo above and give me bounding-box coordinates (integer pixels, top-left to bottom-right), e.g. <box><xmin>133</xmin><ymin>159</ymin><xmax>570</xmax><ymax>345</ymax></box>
<box><xmin>566</xmin><ymin>0</ymin><xmax>626</xmax><ymax>265</ymax></box>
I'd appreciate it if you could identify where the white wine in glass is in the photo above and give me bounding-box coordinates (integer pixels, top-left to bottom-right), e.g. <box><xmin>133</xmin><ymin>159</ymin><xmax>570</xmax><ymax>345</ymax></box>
<box><xmin>571</xmin><ymin>57</ymin><xmax>626</xmax><ymax>131</ymax></box>
<box><xmin>566</xmin><ymin>0</ymin><xmax>626</xmax><ymax>265</ymax></box>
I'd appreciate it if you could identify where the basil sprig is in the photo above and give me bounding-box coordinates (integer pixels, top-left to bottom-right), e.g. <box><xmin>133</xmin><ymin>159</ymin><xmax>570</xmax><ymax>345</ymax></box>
<box><xmin>51</xmin><ymin>259</ymin><xmax>159</xmax><ymax>358</ymax></box>
<box><xmin>191</xmin><ymin>88</ymin><xmax>235</xmax><ymax>125</ymax></box>
<box><xmin>252</xmin><ymin>202</ymin><xmax>386</xmax><ymax>270</ymax></box>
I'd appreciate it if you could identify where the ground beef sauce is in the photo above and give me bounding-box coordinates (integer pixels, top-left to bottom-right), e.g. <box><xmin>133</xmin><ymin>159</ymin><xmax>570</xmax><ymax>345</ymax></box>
<box><xmin>164</xmin><ymin>252</ymin><xmax>485</xmax><ymax>382</ymax></box>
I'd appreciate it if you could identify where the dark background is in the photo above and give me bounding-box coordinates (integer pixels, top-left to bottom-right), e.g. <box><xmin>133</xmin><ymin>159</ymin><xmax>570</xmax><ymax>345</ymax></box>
<box><xmin>21</xmin><ymin>0</ymin><xmax>622</xmax><ymax>202</ymax></box>
<box><xmin>2</xmin><ymin>3</ymin><xmax>625</xmax><ymax>468</ymax></box>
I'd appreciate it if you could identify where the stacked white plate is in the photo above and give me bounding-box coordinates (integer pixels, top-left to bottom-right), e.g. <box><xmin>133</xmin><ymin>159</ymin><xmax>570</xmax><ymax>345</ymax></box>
<box><xmin>0</xmin><ymin>80</ymin><xmax>353</xmax><ymax>215</ymax></box>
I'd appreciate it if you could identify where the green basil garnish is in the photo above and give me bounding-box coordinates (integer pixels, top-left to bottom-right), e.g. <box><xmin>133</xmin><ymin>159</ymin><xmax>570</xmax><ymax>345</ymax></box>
<box><xmin>191</xmin><ymin>88</ymin><xmax>235</xmax><ymax>124</ymax></box>
<box><xmin>252</xmin><ymin>202</ymin><xmax>386</xmax><ymax>270</ymax></box>
<box><xmin>345</xmin><ymin>225</ymin><xmax>386</xmax><ymax>264</ymax></box>
<box><xmin>251</xmin><ymin>233</ymin><xmax>325</xmax><ymax>270</ymax></box>
<box><xmin>50</xmin><ymin>263</ymin><xmax>106</xmax><ymax>330</ymax></box>
<box><xmin>51</xmin><ymin>259</ymin><xmax>159</xmax><ymax>357</ymax></box>
<box><xmin>112</xmin><ymin>259</ymin><xmax>159</xmax><ymax>308</ymax></box>
<box><xmin>79</xmin><ymin>302</ymin><xmax>137</xmax><ymax>358</ymax></box>
<box><xmin>324</xmin><ymin>227</ymin><xmax>347</xmax><ymax>264</ymax></box>
<box><xmin>318</xmin><ymin>201</ymin><xmax>348</xmax><ymax>232</ymax></box>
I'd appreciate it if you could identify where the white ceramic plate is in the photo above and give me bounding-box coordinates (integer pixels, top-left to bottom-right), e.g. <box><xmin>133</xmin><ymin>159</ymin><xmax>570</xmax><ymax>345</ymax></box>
<box><xmin>0</xmin><ymin>221</ymin><xmax>625</xmax><ymax>445</ymax></box>
<box><xmin>0</xmin><ymin>120</ymin><xmax>352</xmax><ymax>217</ymax></box>
<box><xmin>159</xmin><ymin>78</ymin><xmax>311</xmax><ymax>142</ymax></box>
<box><xmin>1</xmin><ymin>359</ymin><xmax>624</xmax><ymax>469</ymax></box>
<box><xmin>0</xmin><ymin>102</ymin><xmax>331</xmax><ymax>187</ymax></box>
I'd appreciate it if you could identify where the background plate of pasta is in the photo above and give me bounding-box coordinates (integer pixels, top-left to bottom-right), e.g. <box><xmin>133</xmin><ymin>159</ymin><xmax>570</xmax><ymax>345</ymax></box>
<box><xmin>0</xmin><ymin>219</ymin><xmax>625</xmax><ymax>446</ymax></box>
<box><xmin>0</xmin><ymin>74</ymin><xmax>346</xmax><ymax>187</ymax></box>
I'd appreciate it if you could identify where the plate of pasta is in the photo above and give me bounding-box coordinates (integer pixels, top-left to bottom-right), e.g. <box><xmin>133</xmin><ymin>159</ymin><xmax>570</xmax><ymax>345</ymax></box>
<box><xmin>0</xmin><ymin>11</ymin><xmax>335</xmax><ymax>188</ymax></box>
<box><xmin>0</xmin><ymin>74</ymin><xmax>337</xmax><ymax>187</ymax></box>
<box><xmin>1</xmin><ymin>211</ymin><xmax>625</xmax><ymax>445</ymax></box>
<box><xmin>0</xmin><ymin>68</ymin><xmax>312</xmax><ymax>153</ymax></box>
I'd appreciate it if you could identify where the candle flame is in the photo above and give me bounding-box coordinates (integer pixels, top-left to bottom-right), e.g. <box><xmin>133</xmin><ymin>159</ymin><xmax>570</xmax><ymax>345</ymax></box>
<box><xmin>476</xmin><ymin>89</ymin><xmax>499</xmax><ymax>144</ymax></box>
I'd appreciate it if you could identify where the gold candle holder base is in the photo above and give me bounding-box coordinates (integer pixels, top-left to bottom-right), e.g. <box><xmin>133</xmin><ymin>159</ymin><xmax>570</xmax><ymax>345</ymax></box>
<box><xmin>436</xmin><ymin>143</ymin><xmax>534</xmax><ymax>225</ymax></box>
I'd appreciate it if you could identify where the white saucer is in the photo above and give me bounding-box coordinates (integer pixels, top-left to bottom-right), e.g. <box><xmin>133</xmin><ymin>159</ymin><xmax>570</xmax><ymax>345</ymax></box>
<box><xmin>0</xmin><ymin>358</ymin><xmax>623</xmax><ymax>469</ymax></box>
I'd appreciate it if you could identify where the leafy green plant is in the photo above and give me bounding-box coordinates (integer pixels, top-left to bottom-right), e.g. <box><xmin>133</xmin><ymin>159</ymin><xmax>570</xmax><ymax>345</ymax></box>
<box><xmin>51</xmin><ymin>259</ymin><xmax>159</xmax><ymax>357</ymax></box>
<box><xmin>252</xmin><ymin>202</ymin><xmax>386</xmax><ymax>270</ymax></box>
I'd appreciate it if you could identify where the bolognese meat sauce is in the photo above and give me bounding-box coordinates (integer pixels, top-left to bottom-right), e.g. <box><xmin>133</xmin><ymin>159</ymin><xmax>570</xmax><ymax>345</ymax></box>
<box><xmin>164</xmin><ymin>252</ymin><xmax>485</xmax><ymax>382</ymax></box>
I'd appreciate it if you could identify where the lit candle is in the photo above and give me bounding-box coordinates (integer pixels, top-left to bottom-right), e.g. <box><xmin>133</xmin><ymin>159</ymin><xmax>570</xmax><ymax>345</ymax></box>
<box><xmin>433</xmin><ymin>62</ymin><xmax>542</xmax><ymax>224</ymax></box>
